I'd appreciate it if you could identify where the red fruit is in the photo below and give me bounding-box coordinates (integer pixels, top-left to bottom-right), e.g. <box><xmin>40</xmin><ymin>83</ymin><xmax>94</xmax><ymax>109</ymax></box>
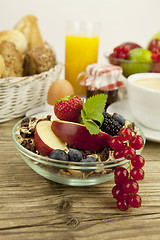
<box><xmin>109</xmin><ymin>136</ymin><xmax>123</xmax><ymax>150</ymax></box>
<box><xmin>131</xmin><ymin>168</ymin><xmax>145</xmax><ymax>181</ymax></box>
<box><xmin>113</xmin><ymin>149</ymin><xmax>124</xmax><ymax>159</ymax></box>
<box><xmin>148</xmin><ymin>39</ymin><xmax>160</xmax><ymax>52</ymax></box>
<box><xmin>123</xmin><ymin>179</ymin><xmax>139</xmax><ymax>194</ymax></box>
<box><xmin>151</xmin><ymin>48</ymin><xmax>160</xmax><ymax>72</ymax></box>
<box><xmin>131</xmin><ymin>155</ymin><xmax>145</xmax><ymax>168</ymax></box>
<box><xmin>129</xmin><ymin>135</ymin><xmax>144</xmax><ymax>150</ymax></box>
<box><xmin>127</xmin><ymin>194</ymin><xmax>142</xmax><ymax>208</ymax></box>
<box><xmin>114</xmin><ymin>167</ymin><xmax>129</xmax><ymax>185</ymax></box>
<box><xmin>119</xmin><ymin>127</ymin><xmax>132</xmax><ymax>141</ymax></box>
<box><xmin>109</xmin><ymin>42</ymin><xmax>141</xmax><ymax>61</ymax></box>
<box><xmin>116</xmin><ymin>199</ymin><xmax>129</xmax><ymax>211</ymax></box>
<box><xmin>122</xmin><ymin>42</ymin><xmax>142</xmax><ymax>51</ymax></box>
<box><xmin>54</xmin><ymin>95</ymin><xmax>83</xmax><ymax>123</ymax></box>
<box><xmin>112</xmin><ymin>185</ymin><xmax>128</xmax><ymax>200</ymax></box>
<box><xmin>51</xmin><ymin>120</ymin><xmax>111</xmax><ymax>151</ymax></box>
<box><xmin>123</xmin><ymin>146</ymin><xmax>136</xmax><ymax>160</ymax></box>
<box><xmin>112</xmin><ymin>185</ymin><xmax>117</xmax><ymax>197</ymax></box>
<box><xmin>150</xmin><ymin>43</ymin><xmax>160</xmax><ymax>72</ymax></box>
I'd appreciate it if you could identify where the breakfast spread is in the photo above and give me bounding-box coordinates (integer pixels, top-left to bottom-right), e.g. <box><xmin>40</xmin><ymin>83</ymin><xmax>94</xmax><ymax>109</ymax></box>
<box><xmin>0</xmin><ymin>15</ymin><xmax>57</xmax><ymax>79</ymax></box>
<box><xmin>5</xmin><ymin>14</ymin><xmax>149</xmax><ymax>212</ymax></box>
<box><xmin>15</xmin><ymin>94</ymin><xmax>145</xmax><ymax>211</ymax></box>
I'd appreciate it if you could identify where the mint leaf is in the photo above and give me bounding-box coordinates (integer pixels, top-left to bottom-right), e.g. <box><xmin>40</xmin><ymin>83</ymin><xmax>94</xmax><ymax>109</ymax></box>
<box><xmin>83</xmin><ymin>94</ymin><xmax>107</xmax><ymax>125</ymax></box>
<box><xmin>81</xmin><ymin>109</ymin><xmax>86</xmax><ymax>122</ymax></box>
<box><xmin>81</xmin><ymin>94</ymin><xmax>108</xmax><ymax>135</ymax></box>
<box><xmin>83</xmin><ymin>119</ymin><xmax>100</xmax><ymax>135</ymax></box>
<box><xmin>81</xmin><ymin>110</ymin><xmax>100</xmax><ymax>135</ymax></box>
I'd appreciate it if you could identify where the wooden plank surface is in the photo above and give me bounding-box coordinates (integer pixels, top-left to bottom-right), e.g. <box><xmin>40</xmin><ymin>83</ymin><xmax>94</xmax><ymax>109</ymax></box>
<box><xmin>0</xmin><ymin>118</ymin><xmax>160</xmax><ymax>240</ymax></box>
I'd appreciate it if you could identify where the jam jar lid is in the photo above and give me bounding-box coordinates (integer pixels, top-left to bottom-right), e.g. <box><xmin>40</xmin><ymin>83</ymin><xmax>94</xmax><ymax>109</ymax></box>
<box><xmin>80</xmin><ymin>63</ymin><xmax>126</xmax><ymax>91</ymax></box>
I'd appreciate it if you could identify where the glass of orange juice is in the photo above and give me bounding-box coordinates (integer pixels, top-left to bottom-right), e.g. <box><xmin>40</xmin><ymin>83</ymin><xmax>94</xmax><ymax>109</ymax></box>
<box><xmin>65</xmin><ymin>20</ymin><xmax>100</xmax><ymax>97</ymax></box>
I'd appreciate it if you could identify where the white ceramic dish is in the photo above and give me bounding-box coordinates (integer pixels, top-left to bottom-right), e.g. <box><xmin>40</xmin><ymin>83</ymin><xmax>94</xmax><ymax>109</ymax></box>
<box><xmin>26</xmin><ymin>103</ymin><xmax>53</xmax><ymax>117</ymax></box>
<box><xmin>108</xmin><ymin>99</ymin><xmax>160</xmax><ymax>143</ymax></box>
<box><xmin>127</xmin><ymin>73</ymin><xmax>160</xmax><ymax>131</ymax></box>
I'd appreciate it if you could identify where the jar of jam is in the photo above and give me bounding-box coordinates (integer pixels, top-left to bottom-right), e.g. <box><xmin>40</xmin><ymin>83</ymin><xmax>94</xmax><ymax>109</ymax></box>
<box><xmin>80</xmin><ymin>63</ymin><xmax>125</xmax><ymax>110</ymax></box>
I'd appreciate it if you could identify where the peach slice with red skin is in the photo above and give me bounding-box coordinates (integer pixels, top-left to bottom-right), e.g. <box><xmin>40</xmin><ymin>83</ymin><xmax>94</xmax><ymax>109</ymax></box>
<box><xmin>51</xmin><ymin>120</ymin><xmax>111</xmax><ymax>152</ymax></box>
<box><xmin>34</xmin><ymin>120</ymin><xmax>66</xmax><ymax>156</ymax></box>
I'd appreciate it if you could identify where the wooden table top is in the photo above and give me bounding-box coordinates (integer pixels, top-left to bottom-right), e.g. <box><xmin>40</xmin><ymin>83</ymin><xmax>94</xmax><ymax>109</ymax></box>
<box><xmin>0</xmin><ymin>118</ymin><xmax>160</xmax><ymax>240</ymax></box>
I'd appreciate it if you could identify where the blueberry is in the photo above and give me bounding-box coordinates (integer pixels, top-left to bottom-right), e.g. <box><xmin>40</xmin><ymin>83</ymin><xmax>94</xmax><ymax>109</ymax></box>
<box><xmin>113</xmin><ymin>113</ymin><xmax>125</xmax><ymax>126</ymax></box>
<box><xmin>68</xmin><ymin>149</ymin><xmax>82</xmax><ymax>162</ymax></box>
<box><xmin>80</xmin><ymin>156</ymin><xmax>97</xmax><ymax>163</ymax></box>
<box><xmin>80</xmin><ymin>156</ymin><xmax>97</xmax><ymax>172</ymax></box>
<box><xmin>49</xmin><ymin>149</ymin><xmax>69</xmax><ymax>161</ymax></box>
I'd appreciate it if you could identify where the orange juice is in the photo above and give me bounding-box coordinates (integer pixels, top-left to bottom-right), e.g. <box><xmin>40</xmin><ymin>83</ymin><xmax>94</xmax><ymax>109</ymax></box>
<box><xmin>65</xmin><ymin>35</ymin><xmax>99</xmax><ymax>96</ymax></box>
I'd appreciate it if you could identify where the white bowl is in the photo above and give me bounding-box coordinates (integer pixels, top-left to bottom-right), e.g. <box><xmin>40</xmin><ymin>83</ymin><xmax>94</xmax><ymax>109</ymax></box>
<box><xmin>127</xmin><ymin>73</ymin><xmax>160</xmax><ymax>131</ymax></box>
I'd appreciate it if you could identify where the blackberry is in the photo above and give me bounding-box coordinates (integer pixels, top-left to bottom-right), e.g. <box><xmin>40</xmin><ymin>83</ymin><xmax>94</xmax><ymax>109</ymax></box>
<box><xmin>101</xmin><ymin>112</ymin><xmax>122</xmax><ymax>136</ymax></box>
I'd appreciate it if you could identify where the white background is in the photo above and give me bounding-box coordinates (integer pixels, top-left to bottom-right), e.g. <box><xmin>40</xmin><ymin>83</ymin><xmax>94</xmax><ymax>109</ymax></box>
<box><xmin>0</xmin><ymin>0</ymin><xmax>160</xmax><ymax>71</ymax></box>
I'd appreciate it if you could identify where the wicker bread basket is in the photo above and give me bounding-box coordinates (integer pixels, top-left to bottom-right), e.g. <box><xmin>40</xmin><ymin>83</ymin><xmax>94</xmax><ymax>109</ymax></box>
<box><xmin>0</xmin><ymin>63</ymin><xmax>62</xmax><ymax>123</ymax></box>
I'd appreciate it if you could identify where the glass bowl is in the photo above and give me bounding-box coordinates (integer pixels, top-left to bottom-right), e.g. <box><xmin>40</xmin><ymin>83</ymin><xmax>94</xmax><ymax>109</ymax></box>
<box><xmin>105</xmin><ymin>53</ymin><xmax>160</xmax><ymax>78</ymax></box>
<box><xmin>12</xmin><ymin>117</ymin><xmax>146</xmax><ymax>186</ymax></box>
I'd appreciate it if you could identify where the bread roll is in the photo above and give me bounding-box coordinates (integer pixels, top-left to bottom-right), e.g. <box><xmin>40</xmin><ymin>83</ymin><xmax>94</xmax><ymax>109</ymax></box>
<box><xmin>14</xmin><ymin>15</ymin><xmax>45</xmax><ymax>48</ymax></box>
<box><xmin>23</xmin><ymin>47</ymin><xmax>57</xmax><ymax>76</ymax></box>
<box><xmin>0</xmin><ymin>55</ymin><xmax>5</xmax><ymax>78</ymax></box>
<box><xmin>0</xmin><ymin>30</ymin><xmax>27</xmax><ymax>54</ymax></box>
<box><xmin>0</xmin><ymin>41</ymin><xmax>23</xmax><ymax>78</ymax></box>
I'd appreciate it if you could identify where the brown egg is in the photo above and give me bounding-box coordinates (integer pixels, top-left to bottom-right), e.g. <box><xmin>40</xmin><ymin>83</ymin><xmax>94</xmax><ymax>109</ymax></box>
<box><xmin>47</xmin><ymin>79</ymin><xmax>75</xmax><ymax>105</ymax></box>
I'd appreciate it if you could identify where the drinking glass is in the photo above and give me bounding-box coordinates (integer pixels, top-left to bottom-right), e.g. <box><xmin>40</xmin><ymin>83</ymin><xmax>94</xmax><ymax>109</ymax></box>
<box><xmin>65</xmin><ymin>20</ymin><xmax>100</xmax><ymax>96</ymax></box>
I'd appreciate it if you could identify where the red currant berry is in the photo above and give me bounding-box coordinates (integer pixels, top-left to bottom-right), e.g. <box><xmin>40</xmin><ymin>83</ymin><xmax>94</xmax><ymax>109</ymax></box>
<box><xmin>152</xmin><ymin>48</ymin><xmax>159</xmax><ymax>54</ymax></box>
<box><xmin>127</xmin><ymin>194</ymin><xmax>142</xmax><ymax>208</ymax></box>
<box><xmin>109</xmin><ymin>136</ymin><xmax>123</xmax><ymax>150</ymax></box>
<box><xmin>114</xmin><ymin>167</ymin><xmax>129</xmax><ymax>184</ymax></box>
<box><xmin>113</xmin><ymin>150</ymin><xmax>124</xmax><ymax>159</ymax></box>
<box><xmin>131</xmin><ymin>155</ymin><xmax>145</xmax><ymax>168</ymax></box>
<box><xmin>131</xmin><ymin>168</ymin><xmax>145</xmax><ymax>181</ymax></box>
<box><xmin>112</xmin><ymin>185</ymin><xmax>117</xmax><ymax>197</ymax></box>
<box><xmin>122</xmin><ymin>142</ymin><xmax>127</xmax><ymax>148</ymax></box>
<box><xmin>157</xmin><ymin>54</ymin><xmax>160</xmax><ymax>63</ymax></box>
<box><xmin>129</xmin><ymin>135</ymin><xmax>144</xmax><ymax>150</ymax></box>
<box><xmin>123</xmin><ymin>146</ymin><xmax>136</xmax><ymax>160</ymax></box>
<box><xmin>112</xmin><ymin>185</ymin><xmax>128</xmax><ymax>200</ymax></box>
<box><xmin>116</xmin><ymin>199</ymin><xmax>129</xmax><ymax>211</ymax></box>
<box><xmin>123</xmin><ymin>179</ymin><xmax>139</xmax><ymax>194</ymax></box>
<box><xmin>119</xmin><ymin>128</ymin><xmax>132</xmax><ymax>141</ymax></box>
<box><xmin>151</xmin><ymin>47</ymin><xmax>160</xmax><ymax>63</ymax></box>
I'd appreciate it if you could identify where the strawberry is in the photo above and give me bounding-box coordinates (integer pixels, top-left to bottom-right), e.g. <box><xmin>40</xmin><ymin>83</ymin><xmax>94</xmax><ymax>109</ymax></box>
<box><xmin>54</xmin><ymin>95</ymin><xmax>83</xmax><ymax>123</ymax></box>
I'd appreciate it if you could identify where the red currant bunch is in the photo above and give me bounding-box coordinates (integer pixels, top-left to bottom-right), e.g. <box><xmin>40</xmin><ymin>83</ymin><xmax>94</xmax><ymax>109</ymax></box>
<box><xmin>109</xmin><ymin>127</ymin><xmax>145</xmax><ymax>211</ymax></box>
<box><xmin>151</xmin><ymin>48</ymin><xmax>160</xmax><ymax>73</ymax></box>
<box><xmin>151</xmin><ymin>48</ymin><xmax>160</xmax><ymax>63</ymax></box>
<box><xmin>110</xmin><ymin>45</ymin><xmax>130</xmax><ymax>59</ymax></box>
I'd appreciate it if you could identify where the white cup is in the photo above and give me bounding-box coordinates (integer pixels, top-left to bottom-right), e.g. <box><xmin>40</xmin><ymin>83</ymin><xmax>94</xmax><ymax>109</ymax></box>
<box><xmin>127</xmin><ymin>73</ymin><xmax>160</xmax><ymax>131</ymax></box>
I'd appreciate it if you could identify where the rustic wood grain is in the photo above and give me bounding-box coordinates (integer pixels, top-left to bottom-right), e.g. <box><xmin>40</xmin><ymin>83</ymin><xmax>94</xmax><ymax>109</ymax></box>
<box><xmin>0</xmin><ymin>118</ymin><xmax>160</xmax><ymax>240</ymax></box>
